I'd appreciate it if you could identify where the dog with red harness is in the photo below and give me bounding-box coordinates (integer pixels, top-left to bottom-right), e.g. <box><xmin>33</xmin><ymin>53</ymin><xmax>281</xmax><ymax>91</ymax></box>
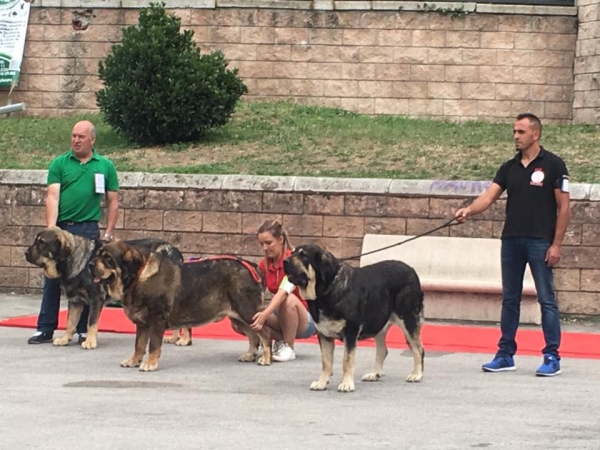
<box><xmin>88</xmin><ymin>240</ymin><xmax>271</xmax><ymax>371</ymax></box>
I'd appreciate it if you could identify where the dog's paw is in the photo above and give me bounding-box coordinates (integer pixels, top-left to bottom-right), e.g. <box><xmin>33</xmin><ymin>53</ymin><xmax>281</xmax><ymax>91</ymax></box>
<box><xmin>239</xmin><ymin>352</ymin><xmax>257</xmax><ymax>363</ymax></box>
<box><xmin>406</xmin><ymin>372</ymin><xmax>423</xmax><ymax>383</ymax></box>
<box><xmin>256</xmin><ymin>355</ymin><xmax>271</xmax><ymax>366</ymax></box>
<box><xmin>175</xmin><ymin>339</ymin><xmax>192</xmax><ymax>347</ymax></box>
<box><xmin>139</xmin><ymin>360</ymin><xmax>158</xmax><ymax>372</ymax></box>
<box><xmin>80</xmin><ymin>338</ymin><xmax>97</xmax><ymax>350</ymax></box>
<box><xmin>53</xmin><ymin>336</ymin><xmax>71</xmax><ymax>346</ymax></box>
<box><xmin>163</xmin><ymin>336</ymin><xmax>178</xmax><ymax>344</ymax></box>
<box><xmin>361</xmin><ymin>372</ymin><xmax>384</xmax><ymax>382</ymax></box>
<box><xmin>337</xmin><ymin>380</ymin><xmax>356</xmax><ymax>393</ymax></box>
<box><xmin>120</xmin><ymin>358</ymin><xmax>142</xmax><ymax>368</ymax></box>
<box><xmin>310</xmin><ymin>380</ymin><xmax>328</xmax><ymax>391</ymax></box>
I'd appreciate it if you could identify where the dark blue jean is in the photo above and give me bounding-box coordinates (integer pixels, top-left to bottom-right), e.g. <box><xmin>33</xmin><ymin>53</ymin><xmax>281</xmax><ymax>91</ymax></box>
<box><xmin>497</xmin><ymin>237</ymin><xmax>561</xmax><ymax>359</ymax></box>
<box><xmin>36</xmin><ymin>221</ymin><xmax>100</xmax><ymax>335</ymax></box>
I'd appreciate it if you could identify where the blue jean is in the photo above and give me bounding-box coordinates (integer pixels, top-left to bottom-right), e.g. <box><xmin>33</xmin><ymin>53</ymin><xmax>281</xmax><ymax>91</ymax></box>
<box><xmin>497</xmin><ymin>237</ymin><xmax>561</xmax><ymax>359</ymax></box>
<box><xmin>36</xmin><ymin>221</ymin><xmax>100</xmax><ymax>335</ymax></box>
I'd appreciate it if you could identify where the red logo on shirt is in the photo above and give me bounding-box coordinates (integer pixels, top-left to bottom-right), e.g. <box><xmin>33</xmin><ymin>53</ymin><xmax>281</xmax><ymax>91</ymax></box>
<box><xmin>530</xmin><ymin>168</ymin><xmax>545</xmax><ymax>187</ymax></box>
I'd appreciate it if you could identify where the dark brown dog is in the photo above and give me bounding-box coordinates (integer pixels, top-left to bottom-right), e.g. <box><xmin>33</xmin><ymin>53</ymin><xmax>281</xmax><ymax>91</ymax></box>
<box><xmin>89</xmin><ymin>240</ymin><xmax>272</xmax><ymax>371</ymax></box>
<box><xmin>284</xmin><ymin>243</ymin><xmax>425</xmax><ymax>392</ymax></box>
<box><xmin>24</xmin><ymin>227</ymin><xmax>180</xmax><ymax>349</ymax></box>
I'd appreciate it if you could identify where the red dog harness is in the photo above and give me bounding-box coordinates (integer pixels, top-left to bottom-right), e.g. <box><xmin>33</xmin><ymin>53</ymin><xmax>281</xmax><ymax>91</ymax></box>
<box><xmin>186</xmin><ymin>255</ymin><xmax>263</xmax><ymax>285</ymax></box>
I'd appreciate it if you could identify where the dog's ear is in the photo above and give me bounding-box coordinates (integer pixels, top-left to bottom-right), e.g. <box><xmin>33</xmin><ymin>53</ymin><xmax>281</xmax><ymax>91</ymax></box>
<box><xmin>316</xmin><ymin>248</ymin><xmax>338</xmax><ymax>285</ymax></box>
<box><xmin>123</xmin><ymin>249</ymin><xmax>134</xmax><ymax>263</ymax></box>
<box><xmin>138</xmin><ymin>252</ymin><xmax>161</xmax><ymax>282</ymax></box>
<box><xmin>55</xmin><ymin>231</ymin><xmax>72</xmax><ymax>260</ymax></box>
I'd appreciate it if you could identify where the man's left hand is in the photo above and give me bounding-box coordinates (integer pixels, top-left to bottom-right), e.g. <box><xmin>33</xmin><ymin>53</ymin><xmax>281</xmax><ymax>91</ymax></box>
<box><xmin>546</xmin><ymin>244</ymin><xmax>562</xmax><ymax>267</ymax></box>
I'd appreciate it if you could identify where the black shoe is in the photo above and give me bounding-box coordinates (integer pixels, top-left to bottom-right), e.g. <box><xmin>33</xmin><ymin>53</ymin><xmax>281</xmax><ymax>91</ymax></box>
<box><xmin>78</xmin><ymin>334</ymin><xmax>87</xmax><ymax>345</ymax></box>
<box><xmin>27</xmin><ymin>332</ymin><xmax>53</xmax><ymax>344</ymax></box>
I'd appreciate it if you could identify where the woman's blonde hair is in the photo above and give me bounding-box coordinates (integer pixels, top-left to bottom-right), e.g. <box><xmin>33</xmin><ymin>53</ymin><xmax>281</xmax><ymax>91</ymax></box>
<box><xmin>258</xmin><ymin>220</ymin><xmax>293</xmax><ymax>266</ymax></box>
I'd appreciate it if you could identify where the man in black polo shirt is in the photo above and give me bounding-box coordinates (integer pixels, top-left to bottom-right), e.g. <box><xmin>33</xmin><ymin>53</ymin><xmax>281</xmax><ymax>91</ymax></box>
<box><xmin>455</xmin><ymin>113</ymin><xmax>570</xmax><ymax>377</ymax></box>
<box><xmin>28</xmin><ymin>120</ymin><xmax>119</xmax><ymax>345</ymax></box>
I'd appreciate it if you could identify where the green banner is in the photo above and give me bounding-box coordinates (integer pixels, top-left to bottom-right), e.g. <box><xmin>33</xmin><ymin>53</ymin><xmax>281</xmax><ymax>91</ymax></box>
<box><xmin>0</xmin><ymin>0</ymin><xmax>31</xmax><ymax>88</ymax></box>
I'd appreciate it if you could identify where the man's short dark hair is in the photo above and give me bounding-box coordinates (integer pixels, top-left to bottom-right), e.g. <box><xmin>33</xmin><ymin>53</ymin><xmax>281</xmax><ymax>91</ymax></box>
<box><xmin>516</xmin><ymin>112</ymin><xmax>542</xmax><ymax>137</ymax></box>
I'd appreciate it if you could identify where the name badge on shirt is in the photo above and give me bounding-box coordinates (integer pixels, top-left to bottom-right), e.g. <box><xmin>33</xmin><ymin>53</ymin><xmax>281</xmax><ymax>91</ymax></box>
<box><xmin>94</xmin><ymin>173</ymin><xmax>105</xmax><ymax>194</ymax></box>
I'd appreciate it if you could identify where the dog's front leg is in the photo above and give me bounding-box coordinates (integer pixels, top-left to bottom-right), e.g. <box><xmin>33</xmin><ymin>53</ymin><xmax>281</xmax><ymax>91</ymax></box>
<box><xmin>310</xmin><ymin>334</ymin><xmax>334</xmax><ymax>391</ymax></box>
<box><xmin>140</xmin><ymin>323</ymin><xmax>166</xmax><ymax>372</ymax></box>
<box><xmin>81</xmin><ymin>300</ymin><xmax>104</xmax><ymax>350</ymax></box>
<box><xmin>256</xmin><ymin>327</ymin><xmax>272</xmax><ymax>366</ymax></box>
<box><xmin>54</xmin><ymin>302</ymin><xmax>83</xmax><ymax>346</ymax></box>
<box><xmin>338</xmin><ymin>329</ymin><xmax>358</xmax><ymax>393</ymax></box>
<box><xmin>121</xmin><ymin>325</ymin><xmax>149</xmax><ymax>368</ymax></box>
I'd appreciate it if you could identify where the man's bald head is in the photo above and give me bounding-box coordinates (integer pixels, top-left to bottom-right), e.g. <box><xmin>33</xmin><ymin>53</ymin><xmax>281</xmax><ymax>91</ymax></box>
<box><xmin>71</xmin><ymin>120</ymin><xmax>96</xmax><ymax>160</ymax></box>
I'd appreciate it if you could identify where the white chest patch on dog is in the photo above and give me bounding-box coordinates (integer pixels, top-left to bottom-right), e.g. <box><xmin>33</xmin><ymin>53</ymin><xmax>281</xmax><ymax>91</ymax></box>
<box><xmin>316</xmin><ymin>315</ymin><xmax>346</xmax><ymax>339</ymax></box>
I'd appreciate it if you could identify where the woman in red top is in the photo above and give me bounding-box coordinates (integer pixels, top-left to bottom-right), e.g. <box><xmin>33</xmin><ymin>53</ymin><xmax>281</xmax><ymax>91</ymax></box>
<box><xmin>250</xmin><ymin>220</ymin><xmax>316</xmax><ymax>362</ymax></box>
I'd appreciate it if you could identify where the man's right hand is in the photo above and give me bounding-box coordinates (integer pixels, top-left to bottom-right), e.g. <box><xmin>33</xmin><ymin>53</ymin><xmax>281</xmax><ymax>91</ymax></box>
<box><xmin>455</xmin><ymin>207</ymin><xmax>471</xmax><ymax>223</ymax></box>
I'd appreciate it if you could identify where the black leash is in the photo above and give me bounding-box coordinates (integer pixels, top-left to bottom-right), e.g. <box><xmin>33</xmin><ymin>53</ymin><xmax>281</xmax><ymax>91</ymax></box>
<box><xmin>341</xmin><ymin>217</ymin><xmax>461</xmax><ymax>262</ymax></box>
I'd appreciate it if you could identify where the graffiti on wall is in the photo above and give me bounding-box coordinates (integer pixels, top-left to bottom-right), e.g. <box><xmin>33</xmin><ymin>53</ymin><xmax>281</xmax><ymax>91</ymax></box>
<box><xmin>429</xmin><ymin>180</ymin><xmax>492</xmax><ymax>195</ymax></box>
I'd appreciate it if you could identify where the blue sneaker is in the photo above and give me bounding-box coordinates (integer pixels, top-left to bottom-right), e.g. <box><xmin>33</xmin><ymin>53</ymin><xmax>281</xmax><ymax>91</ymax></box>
<box><xmin>481</xmin><ymin>355</ymin><xmax>516</xmax><ymax>372</ymax></box>
<box><xmin>535</xmin><ymin>354</ymin><xmax>561</xmax><ymax>377</ymax></box>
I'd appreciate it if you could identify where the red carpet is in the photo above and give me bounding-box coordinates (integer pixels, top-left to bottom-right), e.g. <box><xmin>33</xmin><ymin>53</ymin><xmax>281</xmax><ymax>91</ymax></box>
<box><xmin>1</xmin><ymin>309</ymin><xmax>598</xmax><ymax>359</ymax></box>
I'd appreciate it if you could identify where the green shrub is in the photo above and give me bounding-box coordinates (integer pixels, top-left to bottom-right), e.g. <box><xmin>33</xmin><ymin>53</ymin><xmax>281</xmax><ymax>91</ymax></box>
<box><xmin>96</xmin><ymin>3</ymin><xmax>248</xmax><ymax>145</ymax></box>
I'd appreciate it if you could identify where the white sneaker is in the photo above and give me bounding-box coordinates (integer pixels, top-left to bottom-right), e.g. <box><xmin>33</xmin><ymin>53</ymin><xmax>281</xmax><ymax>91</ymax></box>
<box><xmin>273</xmin><ymin>343</ymin><xmax>296</xmax><ymax>362</ymax></box>
<box><xmin>271</xmin><ymin>340</ymin><xmax>284</xmax><ymax>355</ymax></box>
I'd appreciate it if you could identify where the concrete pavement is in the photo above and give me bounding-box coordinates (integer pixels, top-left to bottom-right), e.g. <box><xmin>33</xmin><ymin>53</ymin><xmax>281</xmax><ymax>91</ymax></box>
<box><xmin>1</xmin><ymin>294</ymin><xmax>599</xmax><ymax>450</ymax></box>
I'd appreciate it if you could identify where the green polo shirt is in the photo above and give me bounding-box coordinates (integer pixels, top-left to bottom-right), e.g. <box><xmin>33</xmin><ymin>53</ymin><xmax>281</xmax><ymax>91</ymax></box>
<box><xmin>47</xmin><ymin>150</ymin><xmax>119</xmax><ymax>223</ymax></box>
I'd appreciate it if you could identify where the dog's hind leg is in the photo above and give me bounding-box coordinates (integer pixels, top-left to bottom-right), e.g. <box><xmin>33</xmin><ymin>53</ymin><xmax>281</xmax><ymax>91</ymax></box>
<box><xmin>361</xmin><ymin>322</ymin><xmax>392</xmax><ymax>382</ymax></box>
<box><xmin>121</xmin><ymin>326</ymin><xmax>149</xmax><ymax>369</ymax></box>
<box><xmin>310</xmin><ymin>334</ymin><xmax>335</xmax><ymax>391</ymax></box>
<box><xmin>164</xmin><ymin>328</ymin><xmax>192</xmax><ymax>346</ymax></box>
<box><xmin>396</xmin><ymin>312</ymin><xmax>425</xmax><ymax>383</ymax></box>
<box><xmin>163</xmin><ymin>330</ymin><xmax>180</xmax><ymax>345</ymax></box>
<box><xmin>176</xmin><ymin>328</ymin><xmax>192</xmax><ymax>346</ymax></box>
<box><xmin>140</xmin><ymin>322</ymin><xmax>166</xmax><ymax>372</ymax></box>
<box><xmin>54</xmin><ymin>302</ymin><xmax>83</xmax><ymax>346</ymax></box>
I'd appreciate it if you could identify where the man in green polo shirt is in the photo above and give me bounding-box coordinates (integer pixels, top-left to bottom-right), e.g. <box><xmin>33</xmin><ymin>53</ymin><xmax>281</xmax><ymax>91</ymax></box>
<box><xmin>28</xmin><ymin>120</ymin><xmax>120</xmax><ymax>345</ymax></box>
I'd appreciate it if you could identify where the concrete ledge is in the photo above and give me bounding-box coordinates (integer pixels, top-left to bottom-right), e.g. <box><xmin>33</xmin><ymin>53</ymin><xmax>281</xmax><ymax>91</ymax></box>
<box><xmin>294</xmin><ymin>176</ymin><xmax>391</xmax><ymax>194</ymax></box>
<box><xmin>0</xmin><ymin>171</ymin><xmax>595</xmax><ymax>200</ymax></box>
<box><xmin>221</xmin><ymin>175</ymin><xmax>295</xmax><ymax>192</ymax></box>
<box><xmin>138</xmin><ymin>173</ymin><xmax>226</xmax><ymax>190</ymax></box>
<box><xmin>0</xmin><ymin>170</ymin><xmax>46</xmax><ymax>185</ymax></box>
<box><xmin>475</xmin><ymin>3</ymin><xmax>577</xmax><ymax>15</ymax></box>
<box><xmin>373</xmin><ymin>1</ymin><xmax>477</xmax><ymax>12</ymax></box>
<box><xmin>29</xmin><ymin>0</ymin><xmax>576</xmax><ymax>15</ymax></box>
<box><xmin>217</xmin><ymin>0</ymin><xmax>311</xmax><ymax>8</ymax></box>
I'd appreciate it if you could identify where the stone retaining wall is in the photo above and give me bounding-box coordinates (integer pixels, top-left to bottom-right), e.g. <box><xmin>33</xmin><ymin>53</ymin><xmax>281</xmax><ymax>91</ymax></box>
<box><xmin>1</xmin><ymin>170</ymin><xmax>598</xmax><ymax>316</ymax></box>
<box><xmin>0</xmin><ymin>0</ymin><xmax>589</xmax><ymax>123</ymax></box>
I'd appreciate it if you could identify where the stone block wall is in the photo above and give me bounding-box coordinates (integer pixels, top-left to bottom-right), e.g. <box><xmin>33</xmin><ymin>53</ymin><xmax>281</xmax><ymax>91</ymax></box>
<box><xmin>0</xmin><ymin>171</ymin><xmax>599</xmax><ymax>317</ymax></box>
<box><xmin>0</xmin><ymin>1</ymin><xmax>582</xmax><ymax>123</ymax></box>
<box><xmin>573</xmin><ymin>0</ymin><xmax>600</xmax><ymax>124</ymax></box>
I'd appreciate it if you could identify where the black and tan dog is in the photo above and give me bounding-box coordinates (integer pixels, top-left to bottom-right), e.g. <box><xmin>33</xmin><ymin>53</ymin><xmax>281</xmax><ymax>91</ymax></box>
<box><xmin>89</xmin><ymin>241</ymin><xmax>272</xmax><ymax>371</ymax></box>
<box><xmin>24</xmin><ymin>227</ymin><xmax>180</xmax><ymax>350</ymax></box>
<box><xmin>283</xmin><ymin>243</ymin><xmax>425</xmax><ymax>393</ymax></box>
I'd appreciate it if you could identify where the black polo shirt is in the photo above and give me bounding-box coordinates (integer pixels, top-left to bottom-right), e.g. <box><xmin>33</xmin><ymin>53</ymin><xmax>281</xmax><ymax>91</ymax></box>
<box><xmin>493</xmin><ymin>147</ymin><xmax>569</xmax><ymax>241</ymax></box>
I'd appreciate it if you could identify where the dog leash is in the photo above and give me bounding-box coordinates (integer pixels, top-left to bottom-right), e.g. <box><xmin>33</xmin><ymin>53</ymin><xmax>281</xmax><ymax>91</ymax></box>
<box><xmin>340</xmin><ymin>217</ymin><xmax>461</xmax><ymax>262</ymax></box>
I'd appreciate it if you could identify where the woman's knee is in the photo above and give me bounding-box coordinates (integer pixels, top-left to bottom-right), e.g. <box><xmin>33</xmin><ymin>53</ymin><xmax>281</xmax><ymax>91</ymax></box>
<box><xmin>279</xmin><ymin>294</ymin><xmax>301</xmax><ymax>314</ymax></box>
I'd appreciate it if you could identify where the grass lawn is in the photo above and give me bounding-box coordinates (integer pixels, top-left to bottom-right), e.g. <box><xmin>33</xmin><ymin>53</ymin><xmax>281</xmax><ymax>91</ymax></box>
<box><xmin>0</xmin><ymin>101</ymin><xmax>598</xmax><ymax>183</ymax></box>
